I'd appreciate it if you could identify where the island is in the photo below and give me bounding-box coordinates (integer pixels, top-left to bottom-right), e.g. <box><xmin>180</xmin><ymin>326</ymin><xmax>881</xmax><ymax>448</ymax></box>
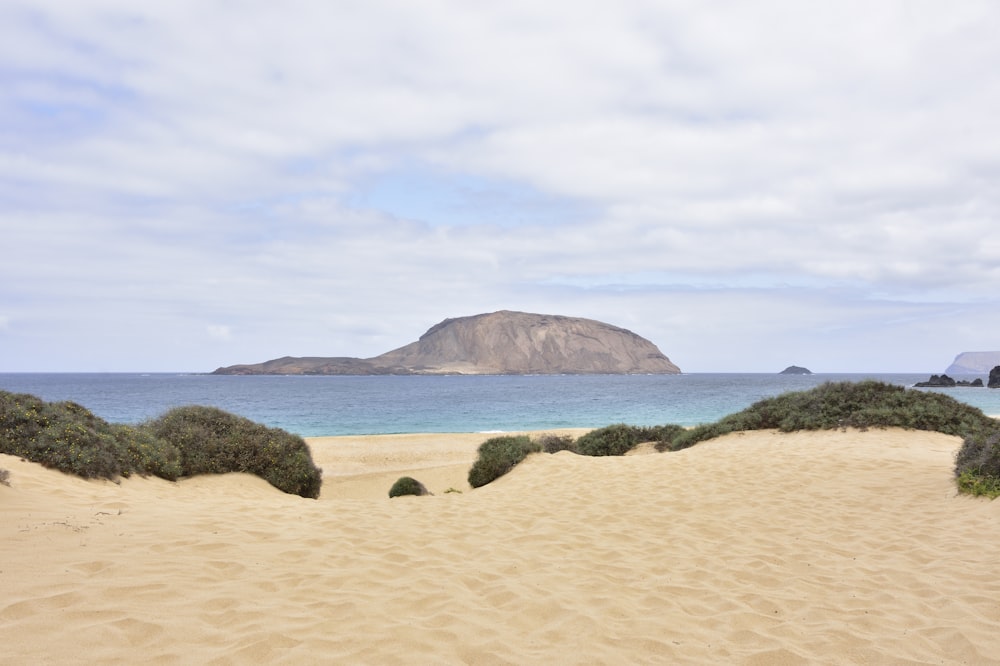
<box><xmin>779</xmin><ymin>365</ymin><xmax>812</xmax><ymax>375</ymax></box>
<box><xmin>946</xmin><ymin>352</ymin><xmax>1000</xmax><ymax>375</ymax></box>
<box><xmin>213</xmin><ymin>310</ymin><xmax>682</xmax><ymax>375</ymax></box>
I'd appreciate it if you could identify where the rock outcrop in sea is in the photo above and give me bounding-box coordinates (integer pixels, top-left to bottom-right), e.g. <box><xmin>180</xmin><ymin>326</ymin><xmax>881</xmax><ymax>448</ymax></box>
<box><xmin>213</xmin><ymin>311</ymin><xmax>681</xmax><ymax>376</ymax></box>
<box><xmin>779</xmin><ymin>365</ymin><xmax>812</xmax><ymax>375</ymax></box>
<box><xmin>914</xmin><ymin>374</ymin><xmax>983</xmax><ymax>388</ymax></box>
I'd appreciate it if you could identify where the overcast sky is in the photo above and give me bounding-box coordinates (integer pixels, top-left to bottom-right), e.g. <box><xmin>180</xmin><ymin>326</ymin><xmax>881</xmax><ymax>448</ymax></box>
<box><xmin>3</xmin><ymin>1</ymin><xmax>999</xmax><ymax>373</ymax></box>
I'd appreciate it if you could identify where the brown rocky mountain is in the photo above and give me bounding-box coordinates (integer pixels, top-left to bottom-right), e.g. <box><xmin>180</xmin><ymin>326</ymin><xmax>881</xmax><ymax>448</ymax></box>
<box><xmin>213</xmin><ymin>310</ymin><xmax>681</xmax><ymax>375</ymax></box>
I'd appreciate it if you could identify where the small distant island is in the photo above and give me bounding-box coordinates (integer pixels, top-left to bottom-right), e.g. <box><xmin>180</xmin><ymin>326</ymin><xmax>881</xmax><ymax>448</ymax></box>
<box><xmin>213</xmin><ymin>310</ymin><xmax>682</xmax><ymax>376</ymax></box>
<box><xmin>779</xmin><ymin>365</ymin><xmax>812</xmax><ymax>375</ymax></box>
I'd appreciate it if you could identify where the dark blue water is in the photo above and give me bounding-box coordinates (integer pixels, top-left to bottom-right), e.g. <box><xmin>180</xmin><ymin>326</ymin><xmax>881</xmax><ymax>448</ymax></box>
<box><xmin>1</xmin><ymin>373</ymin><xmax>997</xmax><ymax>437</ymax></box>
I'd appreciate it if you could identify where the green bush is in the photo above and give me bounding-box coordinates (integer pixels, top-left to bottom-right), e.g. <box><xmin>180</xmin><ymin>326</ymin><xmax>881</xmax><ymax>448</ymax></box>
<box><xmin>0</xmin><ymin>391</ymin><xmax>168</xmax><ymax>480</ymax></box>
<box><xmin>113</xmin><ymin>424</ymin><xmax>182</xmax><ymax>481</ymax></box>
<box><xmin>576</xmin><ymin>423</ymin><xmax>685</xmax><ymax>456</ymax></box>
<box><xmin>955</xmin><ymin>432</ymin><xmax>1000</xmax><ymax>498</ymax></box>
<box><xmin>576</xmin><ymin>424</ymin><xmax>640</xmax><ymax>456</ymax></box>
<box><xmin>633</xmin><ymin>424</ymin><xmax>686</xmax><ymax>447</ymax></box>
<box><xmin>144</xmin><ymin>406</ymin><xmax>322</xmax><ymax>499</ymax></box>
<box><xmin>468</xmin><ymin>435</ymin><xmax>541</xmax><ymax>488</ymax></box>
<box><xmin>0</xmin><ymin>391</ymin><xmax>322</xmax><ymax>498</ymax></box>
<box><xmin>537</xmin><ymin>433</ymin><xmax>577</xmax><ymax>454</ymax></box>
<box><xmin>642</xmin><ymin>380</ymin><xmax>1000</xmax><ymax>499</ymax></box>
<box><xmin>661</xmin><ymin>381</ymin><xmax>1000</xmax><ymax>452</ymax></box>
<box><xmin>388</xmin><ymin>476</ymin><xmax>429</xmax><ymax>497</ymax></box>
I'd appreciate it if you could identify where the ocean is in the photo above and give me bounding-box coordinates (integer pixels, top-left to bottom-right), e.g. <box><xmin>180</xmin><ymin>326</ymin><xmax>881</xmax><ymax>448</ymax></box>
<box><xmin>3</xmin><ymin>372</ymin><xmax>999</xmax><ymax>438</ymax></box>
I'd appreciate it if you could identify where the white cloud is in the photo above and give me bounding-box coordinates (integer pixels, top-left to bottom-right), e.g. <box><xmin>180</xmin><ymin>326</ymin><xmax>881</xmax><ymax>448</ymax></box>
<box><xmin>2</xmin><ymin>1</ymin><xmax>1000</xmax><ymax>371</ymax></box>
<box><xmin>206</xmin><ymin>325</ymin><xmax>232</xmax><ymax>341</ymax></box>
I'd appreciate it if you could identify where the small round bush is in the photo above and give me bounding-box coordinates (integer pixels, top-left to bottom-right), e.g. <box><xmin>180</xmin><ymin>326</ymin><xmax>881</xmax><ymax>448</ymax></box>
<box><xmin>468</xmin><ymin>435</ymin><xmax>541</xmax><ymax>488</ymax></box>
<box><xmin>144</xmin><ymin>405</ymin><xmax>323</xmax><ymax>499</ymax></box>
<box><xmin>389</xmin><ymin>476</ymin><xmax>429</xmax><ymax>497</ymax></box>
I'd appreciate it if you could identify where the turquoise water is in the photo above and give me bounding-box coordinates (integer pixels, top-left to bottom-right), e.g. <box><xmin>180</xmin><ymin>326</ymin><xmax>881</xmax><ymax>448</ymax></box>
<box><xmin>2</xmin><ymin>373</ymin><xmax>998</xmax><ymax>437</ymax></box>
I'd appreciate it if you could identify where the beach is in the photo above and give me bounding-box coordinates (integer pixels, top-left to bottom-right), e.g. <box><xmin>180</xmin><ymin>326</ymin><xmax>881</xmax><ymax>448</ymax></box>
<box><xmin>2</xmin><ymin>428</ymin><xmax>999</xmax><ymax>664</ymax></box>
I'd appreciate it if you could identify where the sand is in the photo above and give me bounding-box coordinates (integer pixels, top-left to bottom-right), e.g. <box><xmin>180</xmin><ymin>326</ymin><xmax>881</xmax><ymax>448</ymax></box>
<box><xmin>2</xmin><ymin>428</ymin><xmax>999</xmax><ymax>664</ymax></box>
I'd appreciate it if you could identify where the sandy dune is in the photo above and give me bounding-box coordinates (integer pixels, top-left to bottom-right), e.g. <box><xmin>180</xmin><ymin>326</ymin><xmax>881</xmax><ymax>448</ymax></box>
<box><xmin>2</xmin><ymin>428</ymin><xmax>999</xmax><ymax>664</ymax></box>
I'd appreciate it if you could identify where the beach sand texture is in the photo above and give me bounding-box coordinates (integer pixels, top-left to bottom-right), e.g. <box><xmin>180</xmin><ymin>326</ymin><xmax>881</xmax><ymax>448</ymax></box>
<box><xmin>2</xmin><ymin>428</ymin><xmax>1000</xmax><ymax>664</ymax></box>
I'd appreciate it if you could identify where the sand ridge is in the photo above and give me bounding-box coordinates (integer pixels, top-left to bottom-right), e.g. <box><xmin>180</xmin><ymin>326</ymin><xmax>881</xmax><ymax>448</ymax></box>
<box><xmin>2</xmin><ymin>428</ymin><xmax>1000</xmax><ymax>664</ymax></box>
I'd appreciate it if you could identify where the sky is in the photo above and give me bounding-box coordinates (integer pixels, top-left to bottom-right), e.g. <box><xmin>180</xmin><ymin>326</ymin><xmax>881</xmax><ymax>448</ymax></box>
<box><xmin>2</xmin><ymin>1</ymin><xmax>1000</xmax><ymax>373</ymax></box>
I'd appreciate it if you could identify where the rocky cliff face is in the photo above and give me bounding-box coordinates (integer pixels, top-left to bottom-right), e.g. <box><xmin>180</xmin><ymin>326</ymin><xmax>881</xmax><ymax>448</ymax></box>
<box><xmin>213</xmin><ymin>311</ymin><xmax>681</xmax><ymax>375</ymax></box>
<box><xmin>945</xmin><ymin>352</ymin><xmax>1000</xmax><ymax>374</ymax></box>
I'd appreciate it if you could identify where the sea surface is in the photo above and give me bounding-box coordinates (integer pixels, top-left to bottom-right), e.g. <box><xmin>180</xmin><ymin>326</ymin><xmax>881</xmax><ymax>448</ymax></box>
<box><xmin>2</xmin><ymin>373</ymin><xmax>998</xmax><ymax>438</ymax></box>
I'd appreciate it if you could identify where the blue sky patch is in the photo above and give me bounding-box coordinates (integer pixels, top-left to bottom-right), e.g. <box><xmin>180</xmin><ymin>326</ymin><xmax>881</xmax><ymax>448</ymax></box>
<box><xmin>347</xmin><ymin>164</ymin><xmax>594</xmax><ymax>228</ymax></box>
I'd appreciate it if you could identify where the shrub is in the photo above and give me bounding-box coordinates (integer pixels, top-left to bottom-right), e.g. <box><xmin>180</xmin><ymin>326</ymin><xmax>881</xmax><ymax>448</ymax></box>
<box><xmin>576</xmin><ymin>424</ymin><xmax>641</xmax><ymax>456</ymax></box>
<box><xmin>955</xmin><ymin>432</ymin><xmax>1000</xmax><ymax>498</ymax></box>
<box><xmin>634</xmin><ymin>424</ymin><xmax>686</xmax><ymax>447</ymax></box>
<box><xmin>0</xmin><ymin>391</ymin><xmax>142</xmax><ymax>480</ymax></box>
<box><xmin>643</xmin><ymin>380</ymin><xmax>1000</xmax><ymax>498</ymax></box>
<box><xmin>0</xmin><ymin>391</ymin><xmax>322</xmax><ymax>498</ymax></box>
<box><xmin>661</xmin><ymin>381</ymin><xmax>1000</xmax><ymax>452</ymax></box>
<box><xmin>144</xmin><ymin>406</ymin><xmax>322</xmax><ymax>499</ymax></box>
<box><xmin>468</xmin><ymin>435</ymin><xmax>541</xmax><ymax>488</ymax></box>
<box><xmin>957</xmin><ymin>469</ymin><xmax>1000</xmax><ymax>497</ymax></box>
<box><xmin>113</xmin><ymin>424</ymin><xmax>182</xmax><ymax>481</ymax></box>
<box><xmin>388</xmin><ymin>476</ymin><xmax>429</xmax><ymax>497</ymax></box>
<box><xmin>575</xmin><ymin>423</ymin><xmax>685</xmax><ymax>456</ymax></box>
<box><xmin>537</xmin><ymin>433</ymin><xmax>577</xmax><ymax>454</ymax></box>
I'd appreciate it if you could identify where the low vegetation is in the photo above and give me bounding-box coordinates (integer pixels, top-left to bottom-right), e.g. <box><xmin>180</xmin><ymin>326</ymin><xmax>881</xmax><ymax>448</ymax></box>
<box><xmin>653</xmin><ymin>380</ymin><xmax>1000</xmax><ymax>498</ymax></box>
<box><xmin>536</xmin><ymin>433</ymin><xmax>577</xmax><ymax>454</ymax></box>
<box><xmin>955</xmin><ymin>432</ymin><xmax>1000</xmax><ymax>497</ymax></box>
<box><xmin>466</xmin><ymin>381</ymin><xmax>1000</xmax><ymax>497</ymax></box>
<box><xmin>0</xmin><ymin>390</ymin><xmax>322</xmax><ymax>498</ymax></box>
<box><xmin>468</xmin><ymin>426</ymin><xmax>683</xmax><ymax>486</ymax></box>
<box><xmin>575</xmin><ymin>424</ymin><xmax>641</xmax><ymax>456</ymax></box>
<box><xmin>659</xmin><ymin>380</ymin><xmax>999</xmax><ymax>453</ymax></box>
<box><xmin>468</xmin><ymin>436</ymin><xmax>541</xmax><ymax>488</ymax></box>
<box><xmin>0</xmin><ymin>391</ymin><xmax>182</xmax><ymax>481</ymax></box>
<box><xmin>9</xmin><ymin>382</ymin><xmax>1000</xmax><ymax>499</ymax></box>
<box><xmin>144</xmin><ymin>406</ymin><xmax>322</xmax><ymax>499</ymax></box>
<box><xmin>388</xmin><ymin>476</ymin><xmax>429</xmax><ymax>498</ymax></box>
<box><xmin>576</xmin><ymin>423</ymin><xmax>685</xmax><ymax>456</ymax></box>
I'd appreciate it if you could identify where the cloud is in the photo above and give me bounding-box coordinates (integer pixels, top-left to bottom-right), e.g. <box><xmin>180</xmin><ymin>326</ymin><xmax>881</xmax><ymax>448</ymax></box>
<box><xmin>206</xmin><ymin>325</ymin><xmax>232</xmax><ymax>341</ymax></box>
<box><xmin>2</xmin><ymin>1</ymin><xmax>1000</xmax><ymax>371</ymax></box>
